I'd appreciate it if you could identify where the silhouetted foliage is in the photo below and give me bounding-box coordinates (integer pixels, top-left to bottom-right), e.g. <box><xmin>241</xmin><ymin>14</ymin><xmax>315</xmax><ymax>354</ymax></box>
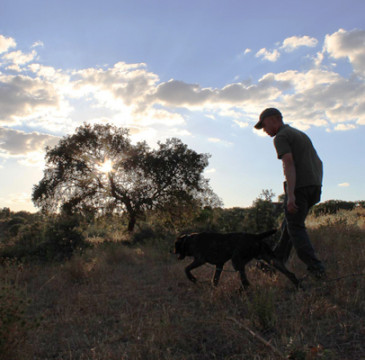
<box><xmin>311</xmin><ymin>200</ymin><xmax>364</xmax><ymax>216</ymax></box>
<box><xmin>32</xmin><ymin>123</ymin><xmax>221</xmax><ymax>232</ymax></box>
<box><xmin>0</xmin><ymin>214</ymin><xmax>89</xmax><ymax>262</ymax></box>
<box><xmin>242</xmin><ymin>189</ymin><xmax>280</xmax><ymax>233</ymax></box>
<box><xmin>0</xmin><ymin>208</ymin><xmax>10</xmax><ymax>219</ymax></box>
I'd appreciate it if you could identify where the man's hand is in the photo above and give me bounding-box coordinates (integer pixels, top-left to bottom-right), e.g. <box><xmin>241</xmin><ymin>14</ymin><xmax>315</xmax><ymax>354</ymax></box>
<box><xmin>287</xmin><ymin>194</ymin><xmax>298</xmax><ymax>214</ymax></box>
<box><xmin>281</xmin><ymin>153</ymin><xmax>298</xmax><ymax>214</ymax></box>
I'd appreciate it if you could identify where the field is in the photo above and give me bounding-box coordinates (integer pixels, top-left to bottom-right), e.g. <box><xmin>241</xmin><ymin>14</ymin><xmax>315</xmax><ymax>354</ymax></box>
<box><xmin>1</xmin><ymin>210</ymin><xmax>364</xmax><ymax>359</ymax></box>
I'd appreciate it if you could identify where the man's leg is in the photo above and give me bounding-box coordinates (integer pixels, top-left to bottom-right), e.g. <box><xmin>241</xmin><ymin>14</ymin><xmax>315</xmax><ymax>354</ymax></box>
<box><xmin>286</xmin><ymin>187</ymin><xmax>325</xmax><ymax>274</ymax></box>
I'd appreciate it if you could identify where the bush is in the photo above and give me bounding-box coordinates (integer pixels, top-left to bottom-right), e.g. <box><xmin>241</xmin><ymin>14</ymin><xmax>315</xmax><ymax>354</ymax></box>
<box><xmin>39</xmin><ymin>215</ymin><xmax>90</xmax><ymax>261</ymax></box>
<box><xmin>246</xmin><ymin>287</ymin><xmax>277</xmax><ymax>331</ymax></box>
<box><xmin>0</xmin><ymin>215</ymin><xmax>90</xmax><ymax>262</ymax></box>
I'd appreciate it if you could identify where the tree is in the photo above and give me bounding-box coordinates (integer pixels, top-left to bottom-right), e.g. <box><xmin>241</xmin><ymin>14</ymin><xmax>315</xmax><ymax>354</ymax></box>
<box><xmin>32</xmin><ymin>123</ymin><xmax>221</xmax><ymax>232</ymax></box>
<box><xmin>243</xmin><ymin>189</ymin><xmax>278</xmax><ymax>233</ymax></box>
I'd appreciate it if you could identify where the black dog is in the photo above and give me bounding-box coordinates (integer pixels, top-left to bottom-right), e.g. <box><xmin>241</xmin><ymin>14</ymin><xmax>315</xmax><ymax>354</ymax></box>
<box><xmin>174</xmin><ymin>229</ymin><xmax>300</xmax><ymax>289</ymax></box>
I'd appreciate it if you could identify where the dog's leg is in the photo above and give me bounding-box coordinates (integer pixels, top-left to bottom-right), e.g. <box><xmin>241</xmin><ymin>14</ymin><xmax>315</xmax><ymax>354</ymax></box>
<box><xmin>213</xmin><ymin>264</ymin><xmax>224</xmax><ymax>286</ymax></box>
<box><xmin>272</xmin><ymin>259</ymin><xmax>300</xmax><ymax>288</ymax></box>
<box><xmin>185</xmin><ymin>259</ymin><xmax>204</xmax><ymax>283</ymax></box>
<box><xmin>232</xmin><ymin>255</ymin><xmax>251</xmax><ymax>289</ymax></box>
<box><xmin>237</xmin><ymin>268</ymin><xmax>250</xmax><ymax>289</ymax></box>
<box><xmin>262</xmin><ymin>255</ymin><xmax>300</xmax><ymax>288</ymax></box>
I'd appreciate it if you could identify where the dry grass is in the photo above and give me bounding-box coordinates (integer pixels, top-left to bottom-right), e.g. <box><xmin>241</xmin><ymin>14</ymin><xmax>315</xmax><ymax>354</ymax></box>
<box><xmin>1</xmin><ymin>221</ymin><xmax>364</xmax><ymax>360</ymax></box>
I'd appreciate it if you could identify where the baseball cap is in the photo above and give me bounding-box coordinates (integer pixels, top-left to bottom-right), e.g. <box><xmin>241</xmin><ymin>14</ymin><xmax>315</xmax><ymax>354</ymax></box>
<box><xmin>254</xmin><ymin>108</ymin><xmax>282</xmax><ymax>129</ymax></box>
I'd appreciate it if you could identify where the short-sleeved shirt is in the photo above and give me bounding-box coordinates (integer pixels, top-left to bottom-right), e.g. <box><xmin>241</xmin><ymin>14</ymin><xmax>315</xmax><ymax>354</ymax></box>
<box><xmin>274</xmin><ymin>124</ymin><xmax>323</xmax><ymax>188</ymax></box>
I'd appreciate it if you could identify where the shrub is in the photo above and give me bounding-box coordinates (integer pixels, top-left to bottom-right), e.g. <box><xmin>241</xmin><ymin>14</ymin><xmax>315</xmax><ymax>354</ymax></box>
<box><xmin>40</xmin><ymin>215</ymin><xmax>90</xmax><ymax>261</ymax></box>
<box><xmin>131</xmin><ymin>225</ymin><xmax>156</xmax><ymax>244</ymax></box>
<box><xmin>0</xmin><ymin>215</ymin><xmax>90</xmax><ymax>262</ymax></box>
<box><xmin>246</xmin><ymin>287</ymin><xmax>277</xmax><ymax>331</ymax></box>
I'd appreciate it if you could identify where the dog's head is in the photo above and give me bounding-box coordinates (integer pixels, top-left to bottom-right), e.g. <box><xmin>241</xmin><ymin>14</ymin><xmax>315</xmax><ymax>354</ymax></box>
<box><xmin>253</xmin><ymin>229</ymin><xmax>277</xmax><ymax>259</ymax></box>
<box><xmin>174</xmin><ymin>234</ymin><xmax>189</xmax><ymax>260</ymax></box>
<box><xmin>174</xmin><ymin>233</ymin><xmax>198</xmax><ymax>260</ymax></box>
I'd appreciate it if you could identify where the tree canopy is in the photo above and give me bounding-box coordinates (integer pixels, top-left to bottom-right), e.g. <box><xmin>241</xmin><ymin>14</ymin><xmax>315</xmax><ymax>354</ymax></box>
<box><xmin>32</xmin><ymin>123</ymin><xmax>221</xmax><ymax>231</ymax></box>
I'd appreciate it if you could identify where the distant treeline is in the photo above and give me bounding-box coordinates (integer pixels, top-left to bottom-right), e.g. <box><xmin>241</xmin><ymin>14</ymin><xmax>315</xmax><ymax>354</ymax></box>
<box><xmin>311</xmin><ymin>200</ymin><xmax>365</xmax><ymax>216</ymax></box>
<box><xmin>0</xmin><ymin>199</ymin><xmax>363</xmax><ymax>263</ymax></box>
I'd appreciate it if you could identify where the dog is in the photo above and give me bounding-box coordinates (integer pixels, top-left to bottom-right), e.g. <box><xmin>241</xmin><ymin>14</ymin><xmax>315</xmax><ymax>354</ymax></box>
<box><xmin>174</xmin><ymin>229</ymin><xmax>300</xmax><ymax>289</ymax></box>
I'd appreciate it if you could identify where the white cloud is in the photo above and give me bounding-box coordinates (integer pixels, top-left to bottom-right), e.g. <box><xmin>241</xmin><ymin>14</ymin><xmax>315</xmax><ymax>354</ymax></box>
<box><xmin>32</xmin><ymin>41</ymin><xmax>44</xmax><ymax>48</ymax></box>
<box><xmin>233</xmin><ymin>120</ymin><xmax>249</xmax><ymax>128</ymax></box>
<box><xmin>0</xmin><ymin>73</ymin><xmax>72</xmax><ymax>128</ymax></box>
<box><xmin>244</xmin><ymin>48</ymin><xmax>251</xmax><ymax>55</ymax></box>
<box><xmin>207</xmin><ymin>137</ymin><xmax>233</xmax><ymax>147</ymax></box>
<box><xmin>0</xmin><ymin>127</ymin><xmax>60</xmax><ymax>168</ymax></box>
<box><xmin>338</xmin><ymin>182</ymin><xmax>350</xmax><ymax>187</ymax></box>
<box><xmin>313</xmin><ymin>51</ymin><xmax>325</xmax><ymax>67</ymax></box>
<box><xmin>0</xmin><ymin>35</ymin><xmax>16</xmax><ymax>54</ymax></box>
<box><xmin>324</xmin><ymin>28</ymin><xmax>365</xmax><ymax>76</ymax></box>
<box><xmin>255</xmin><ymin>48</ymin><xmax>280</xmax><ymax>62</ymax></box>
<box><xmin>208</xmin><ymin>137</ymin><xmax>221</xmax><ymax>143</ymax></box>
<box><xmin>259</xmin><ymin>68</ymin><xmax>365</xmax><ymax>129</ymax></box>
<box><xmin>3</xmin><ymin>49</ymin><xmax>37</xmax><ymax>69</ymax></box>
<box><xmin>334</xmin><ymin>123</ymin><xmax>356</xmax><ymax>131</ymax></box>
<box><xmin>72</xmin><ymin>62</ymin><xmax>159</xmax><ymax>107</ymax></box>
<box><xmin>281</xmin><ymin>35</ymin><xmax>318</xmax><ymax>52</ymax></box>
<box><xmin>205</xmin><ymin>168</ymin><xmax>216</xmax><ymax>174</ymax></box>
<box><xmin>136</xmin><ymin>108</ymin><xmax>185</xmax><ymax>127</ymax></box>
<box><xmin>0</xmin><ymin>28</ymin><xmax>364</xmax><ymax>139</ymax></box>
<box><xmin>0</xmin><ymin>127</ymin><xmax>59</xmax><ymax>157</ymax></box>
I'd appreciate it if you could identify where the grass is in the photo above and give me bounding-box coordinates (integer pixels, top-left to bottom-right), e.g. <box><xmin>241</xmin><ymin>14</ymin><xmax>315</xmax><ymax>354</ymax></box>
<box><xmin>1</xmin><ymin>215</ymin><xmax>364</xmax><ymax>359</ymax></box>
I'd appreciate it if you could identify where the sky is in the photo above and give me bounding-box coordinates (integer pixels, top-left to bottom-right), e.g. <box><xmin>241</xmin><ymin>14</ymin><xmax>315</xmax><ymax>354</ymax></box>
<box><xmin>0</xmin><ymin>0</ymin><xmax>364</xmax><ymax>212</ymax></box>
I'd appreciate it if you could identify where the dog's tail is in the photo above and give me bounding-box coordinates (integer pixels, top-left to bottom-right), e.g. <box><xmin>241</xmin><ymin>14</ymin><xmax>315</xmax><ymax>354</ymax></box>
<box><xmin>255</xmin><ymin>229</ymin><xmax>277</xmax><ymax>241</ymax></box>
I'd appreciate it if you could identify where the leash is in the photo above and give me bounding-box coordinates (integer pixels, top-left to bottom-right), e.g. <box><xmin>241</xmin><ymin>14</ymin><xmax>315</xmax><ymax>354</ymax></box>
<box><xmin>204</xmin><ymin>263</ymin><xmax>365</xmax><ymax>283</ymax></box>
<box><xmin>300</xmin><ymin>272</ymin><xmax>365</xmax><ymax>284</ymax></box>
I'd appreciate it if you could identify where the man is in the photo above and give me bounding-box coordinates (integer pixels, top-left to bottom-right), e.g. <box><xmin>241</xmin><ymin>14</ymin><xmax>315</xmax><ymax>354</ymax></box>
<box><xmin>254</xmin><ymin>108</ymin><xmax>325</xmax><ymax>279</ymax></box>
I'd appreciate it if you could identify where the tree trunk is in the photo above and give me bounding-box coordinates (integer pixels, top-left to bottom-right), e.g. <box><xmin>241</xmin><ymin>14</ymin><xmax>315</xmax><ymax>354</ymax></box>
<box><xmin>128</xmin><ymin>216</ymin><xmax>136</xmax><ymax>232</ymax></box>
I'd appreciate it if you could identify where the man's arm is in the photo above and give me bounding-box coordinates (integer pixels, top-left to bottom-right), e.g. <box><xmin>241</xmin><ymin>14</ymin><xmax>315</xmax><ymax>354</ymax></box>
<box><xmin>281</xmin><ymin>153</ymin><xmax>298</xmax><ymax>213</ymax></box>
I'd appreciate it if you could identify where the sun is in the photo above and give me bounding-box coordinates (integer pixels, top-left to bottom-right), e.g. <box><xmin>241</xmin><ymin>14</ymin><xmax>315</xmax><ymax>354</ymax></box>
<box><xmin>97</xmin><ymin>159</ymin><xmax>113</xmax><ymax>173</ymax></box>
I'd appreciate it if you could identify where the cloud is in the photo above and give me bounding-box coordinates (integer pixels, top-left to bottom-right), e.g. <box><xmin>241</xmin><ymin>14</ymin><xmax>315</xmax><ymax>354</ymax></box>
<box><xmin>208</xmin><ymin>137</ymin><xmax>221</xmax><ymax>143</ymax></box>
<box><xmin>259</xmin><ymin>68</ymin><xmax>365</xmax><ymax>129</ymax></box>
<box><xmin>32</xmin><ymin>41</ymin><xmax>44</xmax><ymax>48</ymax></box>
<box><xmin>72</xmin><ymin>62</ymin><xmax>159</xmax><ymax>107</ymax></box>
<box><xmin>233</xmin><ymin>120</ymin><xmax>249</xmax><ymax>128</ymax></box>
<box><xmin>0</xmin><ymin>28</ymin><xmax>364</xmax><ymax>138</ymax></box>
<box><xmin>254</xmin><ymin>35</ymin><xmax>318</xmax><ymax>63</ymax></box>
<box><xmin>281</xmin><ymin>35</ymin><xmax>318</xmax><ymax>52</ymax></box>
<box><xmin>324</xmin><ymin>28</ymin><xmax>365</xmax><ymax>76</ymax></box>
<box><xmin>0</xmin><ymin>35</ymin><xmax>16</xmax><ymax>54</ymax></box>
<box><xmin>2</xmin><ymin>50</ymin><xmax>37</xmax><ymax>70</ymax></box>
<box><xmin>205</xmin><ymin>168</ymin><xmax>216</xmax><ymax>174</ymax></box>
<box><xmin>154</xmin><ymin>80</ymin><xmax>215</xmax><ymax>106</ymax></box>
<box><xmin>0</xmin><ymin>73</ymin><xmax>72</xmax><ymax>128</ymax></box>
<box><xmin>255</xmin><ymin>48</ymin><xmax>280</xmax><ymax>62</ymax></box>
<box><xmin>338</xmin><ymin>182</ymin><xmax>350</xmax><ymax>187</ymax></box>
<box><xmin>0</xmin><ymin>127</ymin><xmax>60</xmax><ymax>168</ymax></box>
<box><xmin>207</xmin><ymin>137</ymin><xmax>233</xmax><ymax>146</ymax></box>
<box><xmin>0</xmin><ymin>127</ymin><xmax>59</xmax><ymax>157</ymax></box>
<box><xmin>334</xmin><ymin>123</ymin><xmax>356</xmax><ymax>131</ymax></box>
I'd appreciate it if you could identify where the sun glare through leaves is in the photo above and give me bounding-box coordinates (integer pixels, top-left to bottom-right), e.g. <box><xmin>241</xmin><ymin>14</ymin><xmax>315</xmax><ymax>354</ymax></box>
<box><xmin>97</xmin><ymin>159</ymin><xmax>113</xmax><ymax>174</ymax></box>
